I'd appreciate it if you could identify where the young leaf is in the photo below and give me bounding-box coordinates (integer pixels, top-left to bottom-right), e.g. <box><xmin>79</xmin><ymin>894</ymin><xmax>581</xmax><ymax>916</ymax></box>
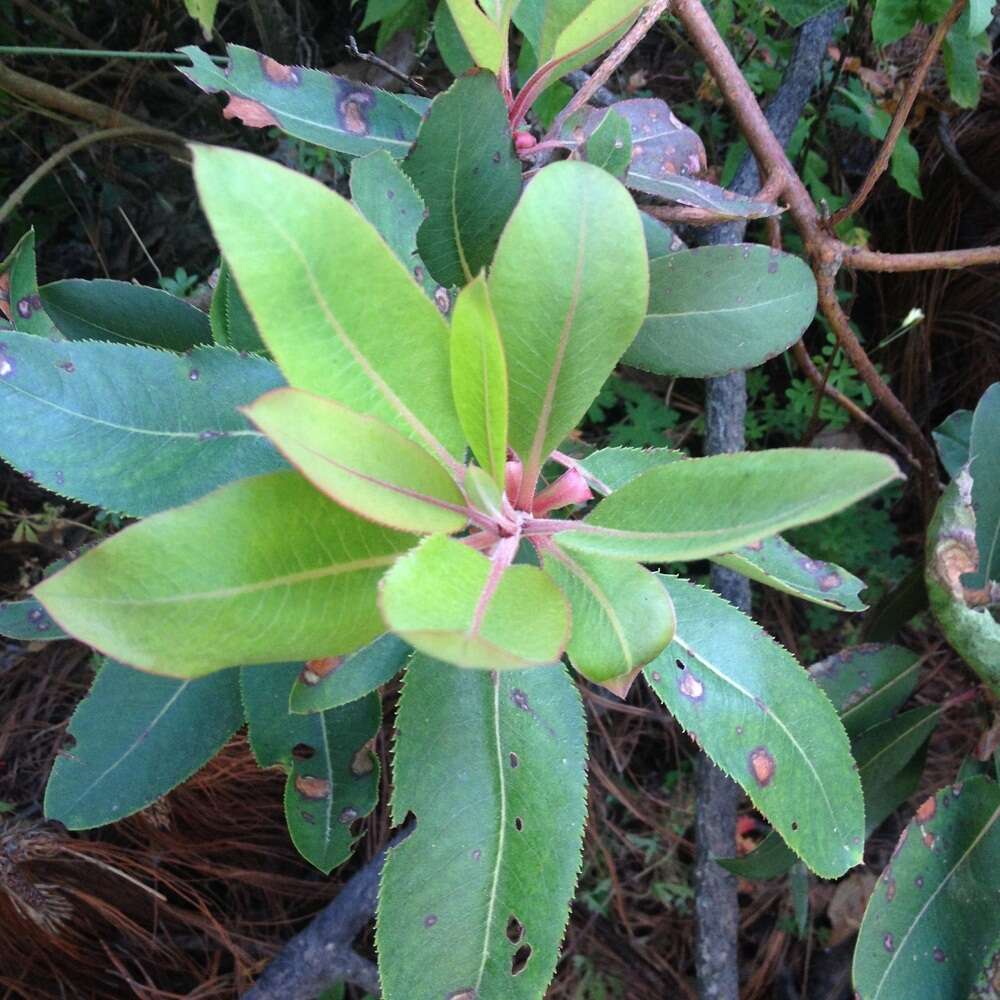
<box><xmin>209</xmin><ymin>260</ymin><xmax>267</xmax><ymax>354</ymax></box>
<box><xmin>0</xmin><ymin>230</ymin><xmax>59</xmax><ymax>338</ymax></box>
<box><xmin>44</xmin><ymin>659</ymin><xmax>243</xmax><ymax>829</ymax></box>
<box><xmin>489</xmin><ymin>161</ymin><xmax>648</xmax><ymax>494</ymax></box>
<box><xmin>442</xmin><ymin>0</ymin><xmax>506</xmax><ymax>71</ymax></box>
<box><xmin>377</xmin><ymin>656</ymin><xmax>588</xmax><ymax>999</ymax></box>
<box><xmin>0</xmin><ymin>331</ymin><xmax>286</xmax><ymax>517</ymax></box>
<box><xmin>179</xmin><ymin>44</ymin><xmax>424</xmax><ymax>156</ymax></box>
<box><xmin>192</xmin><ymin>146</ymin><xmax>464</xmax><ymax>462</ymax></box>
<box><xmin>244</xmin><ymin>388</ymin><xmax>468</xmax><ymax>535</ymax></box>
<box><xmin>559</xmin><ymin>449</ymin><xmax>902</xmax><ymax>562</ymax></box>
<box><xmin>714</xmin><ymin>535</ymin><xmax>867</xmax><ymax>612</ymax></box>
<box><xmin>450</xmin><ymin>275</ymin><xmax>509</xmax><ymax>483</ymax></box>
<box><xmin>809</xmin><ymin>644</ymin><xmax>923</xmax><ymax>737</ymax></box>
<box><xmin>379</xmin><ymin>535</ymin><xmax>570</xmax><ymax>669</ymax></box>
<box><xmin>42</xmin><ymin>279</ymin><xmax>212</xmax><ymax>350</ymax></box>
<box><xmin>967</xmin><ymin>382</ymin><xmax>1000</xmax><ymax>585</ymax></box>
<box><xmin>401</xmin><ymin>72</ymin><xmax>522</xmax><ymax>288</ymax></box>
<box><xmin>35</xmin><ymin>471</ymin><xmax>417</xmax><ymax>677</ymax></box>
<box><xmin>853</xmin><ymin>777</ymin><xmax>1000</xmax><ymax>999</ymax></box>
<box><xmin>183</xmin><ymin>0</ymin><xmax>219</xmax><ymax>37</ymax></box>
<box><xmin>623</xmin><ymin>245</ymin><xmax>818</xmax><ymax>378</ymax></box>
<box><xmin>644</xmin><ymin>576</ymin><xmax>864</xmax><ymax>877</ymax></box>
<box><xmin>349</xmin><ymin>150</ymin><xmax>442</xmax><ymax>304</ymax></box>
<box><xmin>541</xmin><ymin>545</ymin><xmax>674</xmax><ymax>682</ymax></box>
<box><xmin>289</xmin><ymin>634</ymin><xmax>411</xmax><ymax>714</ymax></box>
<box><xmin>241</xmin><ymin>663</ymin><xmax>381</xmax><ymax>872</ymax></box>
<box><xmin>0</xmin><ymin>598</ymin><xmax>68</xmax><ymax>641</ymax></box>
<box><xmin>931</xmin><ymin>408</ymin><xmax>972</xmax><ymax>479</ymax></box>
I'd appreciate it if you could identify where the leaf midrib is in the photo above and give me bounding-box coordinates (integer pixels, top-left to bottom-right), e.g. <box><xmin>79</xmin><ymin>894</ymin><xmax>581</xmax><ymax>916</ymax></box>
<box><xmin>646</xmin><ymin>290</ymin><xmax>805</xmax><ymax>322</ymax></box>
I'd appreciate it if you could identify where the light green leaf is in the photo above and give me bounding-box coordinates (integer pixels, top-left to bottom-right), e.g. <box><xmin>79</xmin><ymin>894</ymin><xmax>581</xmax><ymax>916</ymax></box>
<box><xmin>578</xmin><ymin>445</ymin><xmax>685</xmax><ymax>492</ymax></box>
<box><xmin>968</xmin><ymin>0</ymin><xmax>993</xmax><ymax>34</ymax></box>
<box><xmin>968</xmin><ymin>382</ymin><xmax>1000</xmax><ymax>584</ymax></box>
<box><xmin>450</xmin><ymin>275</ymin><xmax>509</xmax><ymax>483</ymax></box>
<box><xmin>551</xmin><ymin>0</ymin><xmax>644</xmax><ymax>61</ymax></box>
<box><xmin>932</xmin><ymin>408</ymin><xmax>973</xmax><ymax>479</ymax></box>
<box><xmin>379</xmin><ymin>534</ymin><xmax>570</xmax><ymax>669</ymax></box>
<box><xmin>349</xmin><ymin>150</ymin><xmax>442</xmax><ymax>304</ymax></box>
<box><xmin>435</xmin><ymin>1</ymin><xmax>476</xmax><ymax>75</ymax></box>
<box><xmin>183</xmin><ymin>0</ymin><xmax>219</xmax><ymax>37</ymax></box>
<box><xmin>559</xmin><ymin>448</ymin><xmax>902</xmax><ymax>562</ymax></box>
<box><xmin>623</xmin><ymin>245</ymin><xmax>818</xmax><ymax>378</ymax></box>
<box><xmin>44</xmin><ymin>659</ymin><xmax>242</xmax><ymax>829</ymax></box>
<box><xmin>489</xmin><ymin>161</ymin><xmax>648</xmax><ymax>493</ymax></box>
<box><xmin>809</xmin><ymin>644</ymin><xmax>923</xmax><ymax>737</ymax></box>
<box><xmin>401</xmin><ymin>72</ymin><xmax>522</xmax><ymax>288</ymax></box>
<box><xmin>377</xmin><ymin>656</ymin><xmax>588</xmax><ymax>999</ymax></box>
<box><xmin>244</xmin><ymin>388</ymin><xmax>468</xmax><ymax>535</ymax></box>
<box><xmin>43</xmin><ymin>279</ymin><xmax>212</xmax><ymax>350</ymax></box>
<box><xmin>645</xmin><ymin>576</ymin><xmax>864</xmax><ymax>877</ymax></box>
<box><xmin>0</xmin><ymin>331</ymin><xmax>286</xmax><ymax>516</ymax></box>
<box><xmin>241</xmin><ymin>663</ymin><xmax>381</xmax><ymax>872</ymax></box>
<box><xmin>1</xmin><ymin>230</ymin><xmax>59</xmax><ymax>338</ymax></box>
<box><xmin>35</xmin><ymin>471</ymin><xmax>417</xmax><ymax>677</ymax></box>
<box><xmin>443</xmin><ymin>0</ymin><xmax>505</xmax><ymax>70</ymax></box>
<box><xmin>465</xmin><ymin>463</ymin><xmax>506</xmax><ymax>520</ymax></box>
<box><xmin>714</xmin><ymin>535</ymin><xmax>867</xmax><ymax>611</ymax></box>
<box><xmin>289</xmin><ymin>634</ymin><xmax>411</xmax><ymax>714</ymax></box>
<box><xmin>541</xmin><ymin>545</ymin><xmax>674</xmax><ymax>682</ymax></box>
<box><xmin>179</xmin><ymin>44</ymin><xmax>424</xmax><ymax>157</ymax></box>
<box><xmin>209</xmin><ymin>260</ymin><xmax>267</xmax><ymax>354</ymax></box>
<box><xmin>192</xmin><ymin>145</ymin><xmax>464</xmax><ymax>463</ymax></box>
<box><xmin>0</xmin><ymin>598</ymin><xmax>67</xmax><ymax>641</ymax></box>
<box><xmin>853</xmin><ymin>777</ymin><xmax>1000</xmax><ymax>999</ymax></box>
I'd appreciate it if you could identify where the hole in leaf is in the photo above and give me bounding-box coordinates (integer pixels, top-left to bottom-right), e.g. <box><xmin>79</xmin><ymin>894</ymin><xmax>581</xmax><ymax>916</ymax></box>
<box><xmin>292</xmin><ymin>743</ymin><xmax>315</xmax><ymax>760</ymax></box>
<box><xmin>791</xmin><ymin>821</ymin><xmax>798</xmax><ymax>831</ymax></box>
<box><xmin>511</xmin><ymin>944</ymin><xmax>532</xmax><ymax>976</ymax></box>
<box><xmin>506</xmin><ymin>915</ymin><xmax>523</xmax><ymax>943</ymax></box>
<box><xmin>509</xmin><ymin>752</ymin><xmax>519</xmax><ymax>769</ymax></box>
<box><xmin>514</xmin><ymin>817</ymin><xmax>524</xmax><ymax>832</ymax></box>
<box><xmin>674</xmin><ymin>658</ymin><xmax>685</xmax><ymax>671</ymax></box>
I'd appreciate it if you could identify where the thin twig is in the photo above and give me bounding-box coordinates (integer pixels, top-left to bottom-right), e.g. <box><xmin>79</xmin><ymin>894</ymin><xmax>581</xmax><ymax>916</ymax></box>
<box><xmin>646</xmin><ymin>203</ymin><xmax>784</xmax><ymax>226</ymax></box>
<box><xmin>936</xmin><ymin>113</ymin><xmax>1000</xmax><ymax>212</ymax></box>
<box><xmin>346</xmin><ymin>35</ymin><xmax>429</xmax><ymax>96</ymax></box>
<box><xmin>829</xmin><ymin>0</ymin><xmax>967</xmax><ymax>225</ymax></box>
<box><xmin>842</xmin><ymin>243</ymin><xmax>1000</xmax><ymax>270</ymax></box>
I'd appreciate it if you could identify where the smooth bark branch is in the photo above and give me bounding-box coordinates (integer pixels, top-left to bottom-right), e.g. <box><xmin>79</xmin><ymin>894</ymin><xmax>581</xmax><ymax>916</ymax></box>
<box><xmin>843</xmin><ymin>243</ymin><xmax>1000</xmax><ymax>271</ymax></box>
<box><xmin>829</xmin><ymin>0</ymin><xmax>967</xmax><ymax>225</ymax></box>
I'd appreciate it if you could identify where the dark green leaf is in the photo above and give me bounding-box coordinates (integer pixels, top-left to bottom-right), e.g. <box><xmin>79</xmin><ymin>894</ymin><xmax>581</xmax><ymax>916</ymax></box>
<box><xmin>645</xmin><ymin>576</ymin><xmax>864</xmax><ymax>878</ymax></box>
<box><xmin>209</xmin><ymin>260</ymin><xmax>267</xmax><ymax>354</ymax></box>
<box><xmin>44</xmin><ymin>659</ymin><xmax>243</xmax><ymax>829</ymax></box>
<box><xmin>943</xmin><ymin>13</ymin><xmax>990</xmax><ymax>108</ymax></box>
<box><xmin>0</xmin><ymin>598</ymin><xmax>67</xmax><ymax>641</ymax></box>
<box><xmin>179</xmin><ymin>44</ymin><xmax>423</xmax><ymax>156</ymax></box>
<box><xmin>0</xmin><ymin>230</ymin><xmax>59</xmax><ymax>338</ymax></box>
<box><xmin>0</xmin><ymin>331</ymin><xmax>286</xmax><ymax>516</ymax></box>
<box><xmin>377</xmin><ymin>656</ymin><xmax>588</xmax><ymax>999</ymax></box>
<box><xmin>579</xmin><ymin>108</ymin><xmax>632</xmax><ymax>178</ymax></box>
<box><xmin>435</xmin><ymin>1</ymin><xmax>476</xmax><ymax>75</ymax></box>
<box><xmin>770</xmin><ymin>0</ymin><xmax>842</xmax><ymax>26</ymax></box>
<box><xmin>623</xmin><ymin>245</ymin><xmax>817</xmax><ymax>378</ymax></box>
<box><xmin>716</xmin><ymin>828</ymin><xmax>797</xmax><ymax>879</ymax></box>
<box><xmin>862</xmin><ymin>564</ymin><xmax>928</xmax><ymax>642</ymax></box>
<box><xmin>854</xmin><ymin>706</ymin><xmax>941</xmax><ymax>809</ymax></box>
<box><xmin>401</xmin><ymin>72</ymin><xmax>522</xmax><ymax>287</ymax></box>
<box><xmin>289</xmin><ymin>634</ymin><xmax>411</xmax><ymax>714</ymax></box>
<box><xmin>864</xmin><ymin>744</ymin><xmax>927</xmax><ymax>835</ymax></box>
<box><xmin>932</xmin><ymin>408</ymin><xmax>972</xmax><ymax>479</ymax></box>
<box><xmin>968</xmin><ymin>382</ymin><xmax>1000</xmax><ymax>585</ymax></box>
<box><xmin>641</xmin><ymin>211</ymin><xmax>686</xmax><ymax>262</ymax></box>
<box><xmin>42</xmin><ymin>279</ymin><xmax>212</xmax><ymax>350</ymax></box>
<box><xmin>853</xmin><ymin>777</ymin><xmax>1000</xmax><ymax>999</ymax></box>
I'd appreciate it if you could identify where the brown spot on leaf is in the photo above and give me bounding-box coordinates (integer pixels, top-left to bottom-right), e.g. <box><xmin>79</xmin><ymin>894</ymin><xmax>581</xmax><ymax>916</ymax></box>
<box><xmin>223</xmin><ymin>96</ymin><xmax>279</xmax><ymax>129</ymax></box>
<box><xmin>915</xmin><ymin>796</ymin><xmax>936</xmax><ymax>823</ymax></box>
<box><xmin>885</xmin><ymin>876</ymin><xmax>896</xmax><ymax>902</ymax></box>
<box><xmin>341</xmin><ymin>92</ymin><xmax>372</xmax><ymax>135</ymax></box>
<box><xmin>892</xmin><ymin>827</ymin><xmax>909</xmax><ymax>857</ymax></box>
<box><xmin>260</xmin><ymin>54</ymin><xmax>301</xmax><ymax>85</ymax></box>
<box><xmin>922</xmin><ymin>830</ymin><xmax>936</xmax><ymax>849</ymax></box>
<box><xmin>678</xmin><ymin>669</ymin><xmax>704</xmax><ymax>701</ymax></box>
<box><xmin>819</xmin><ymin>573</ymin><xmax>842</xmax><ymax>592</ymax></box>
<box><xmin>295</xmin><ymin>775</ymin><xmax>330</xmax><ymax>799</ymax></box>
<box><xmin>339</xmin><ymin>806</ymin><xmax>359</xmax><ymax>824</ymax></box>
<box><xmin>748</xmin><ymin>747</ymin><xmax>776</xmax><ymax>787</ymax></box>
<box><xmin>351</xmin><ymin>745</ymin><xmax>375</xmax><ymax>776</ymax></box>
<box><xmin>509</xmin><ymin>752</ymin><xmax>519</xmax><ymax>768</ymax></box>
<box><xmin>300</xmin><ymin>656</ymin><xmax>344</xmax><ymax>686</ymax></box>
<box><xmin>445</xmin><ymin>990</ymin><xmax>477</xmax><ymax>1000</ymax></box>
<box><xmin>291</xmin><ymin>743</ymin><xmax>315</xmax><ymax>760</ymax></box>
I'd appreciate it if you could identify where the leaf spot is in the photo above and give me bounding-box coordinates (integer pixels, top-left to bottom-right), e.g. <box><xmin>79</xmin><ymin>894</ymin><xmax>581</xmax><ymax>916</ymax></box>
<box><xmin>915</xmin><ymin>796</ymin><xmax>936</xmax><ymax>823</ymax></box>
<box><xmin>424</xmin><ymin>914</ymin><xmax>438</xmax><ymax>928</ymax></box>
<box><xmin>744</xmin><ymin>539</ymin><xmax>764</xmax><ymax>551</ymax></box>
<box><xmin>748</xmin><ymin>747</ymin><xmax>776</xmax><ymax>787</ymax></box>
<box><xmin>445</xmin><ymin>990</ymin><xmax>477</xmax><ymax>1000</ymax></box>
<box><xmin>651</xmin><ymin>671</ymin><xmax>662</xmax><ymax>682</ymax></box>
<box><xmin>291</xmin><ymin>743</ymin><xmax>314</xmax><ymax>760</ymax></box>
<box><xmin>883</xmin><ymin>933</ymin><xmax>894</xmax><ymax>952</ymax></box>
<box><xmin>339</xmin><ymin>806</ymin><xmax>359</xmax><ymax>824</ymax></box>
<box><xmin>915</xmin><ymin>875</ymin><xmax>924</xmax><ymax>888</ymax></box>
<box><xmin>506</xmin><ymin>915</ymin><xmax>523</xmax><ymax>943</ymax></box>
<box><xmin>300</xmin><ymin>810</ymin><xmax>315</xmax><ymax>824</ymax></box>
<box><xmin>340</xmin><ymin>91</ymin><xmax>373</xmax><ymax>135</ymax></box>
<box><xmin>188</xmin><ymin>369</ymin><xmax>200</xmax><ymax>381</ymax></box>
<box><xmin>300</xmin><ymin>656</ymin><xmax>344</xmax><ymax>685</ymax></box>
<box><xmin>260</xmin><ymin>54</ymin><xmax>301</xmax><ymax>85</ymax></box>
<box><xmin>295</xmin><ymin>775</ymin><xmax>330</xmax><ymax>799</ymax></box>
<box><xmin>819</xmin><ymin>573</ymin><xmax>841</xmax><ymax>592</ymax></box>
<box><xmin>933</xmin><ymin>947</ymin><xmax>946</xmax><ymax>962</ymax></box>
<box><xmin>434</xmin><ymin>286</ymin><xmax>451</xmax><ymax>315</ymax></box>
<box><xmin>223</xmin><ymin>96</ymin><xmax>279</xmax><ymax>129</ymax></box>
<box><xmin>514</xmin><ymin>816</ymin><xmax>524</xmax><ymax>832</ymax></box>
<box><xmin>470</xmin><ymin>849</ymin><xmax>482</xmax><ymax>861</ymax></box>
<box><xmin>511</xmin><ymin>944</ymin><xmax>532</xmax><ymax>976</ymax></box>
<box><xmin>677</xmin><ymin>668</ymin><xmax>704</xmax><ymax>702</ymax></box>
<box><xmin>57</xmin><ymin>361</ymin><xmax>75</xmax><ymax>373</ymax></box>
<box><xmin>511</xmin><ymin>689</ymin><xmax>530</xmax><ymax>712</ymax></box>
<box><xmin>509</xmin><ymin>751</ymin><xmax>519</xmax><ymax>769</ymax></box>
<box><xmin>0</xmin><ymin>344</ymin><xmax>13</xmax><ymax>378</ymax></box>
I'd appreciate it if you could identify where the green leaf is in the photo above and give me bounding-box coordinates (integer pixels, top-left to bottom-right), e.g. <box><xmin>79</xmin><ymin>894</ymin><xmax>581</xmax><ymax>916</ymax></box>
<box><xmin>489</xmin><ymin>161</ymin><xmax>648</xmax><ymax>491</ymax></box>
<box><xmin>714</xmin><ymin>535</ymin><xmax>867</xmax><ymax>611</ymax></box>
<box><xmin>42</xmin><ymin>279</ymin><xmax>212</xmax><ymax>350</ymax></box>
<box><xmin>550</xmin><ymin>0</ymin><xmax>645</xmax><ymax>62</ymax></box>
<box><xmin>932</xmin><ymin>408</ymin><xmax>973</xmax><ymax>479</ymax></box>
<box><xmin>871</xmin><ymin>0</ymin><xmax>920</xmax><ymax>45</ymax></box>
<box><xmin>579</xmin><ymin>108</ymin><xmax>632</xmax><ymax>178</ymax></box>
<box><xmin>889</xmin><ymin>130</ymin><xmax>922</xmax><ymax>199</ymax></box>
<box><xmin>0</xmin><ymin>598</ymin><xmax>68</xmax><ymax>641</ymax></box>
<box><xmin>0</xmin><ymin>331</ymin><xmax>286</xmax><ymax>516</ymax></box>
<box><xmin>401</xmin><ymin>72</ymin><xmax>522</xmax><ymax>288</ymax></box>
<box><xmin>642</xmin><ymin>211</ymin><xmax>686</xmax><ymax>262</ymax></box>
<box><xmin>379</xmin><ymin>534</ymin><xmax>570</xmax><ymax>669</ymax></box>
<box><xmin>443</xmin><ymin>0</ymin><xmax>505</xmax><ymax>70</ymax></box>
<box><xmin>716</xmin><ymin>829</ymin><xmax>797</xmax><ymax>879</ymax></box>
<box><xmin>943</xmin><ymin>14</ymin><xmax>990</xmax><ymax>108</ymax></box>
<box><xmin>853</xmin><ymin>776</ymin><xmax>1000</xmax><ymax>999</ymax></box>
<box><xmin>241</xmin><ymin>663</ymin><xmax>381</xmax><ymax>872</ymax></box>
<box><xmin>450</xmin><ymin>275</ymin><xmax>509</xmax><ymax>483</ymax></box>
<box><xmin>810</xmin><ymin>644</ymin><xmax>923</xmax><ymax>737</ymax></box>
<box><xmin>435</xmin><ymin>1</ymin><xmax>476</xmax><ymax>75</ymax></box>
<box><xmin>541</xmin><ymin>545</ymin><xmax>674</xmax><ymax>682</ymax></box>
<box><xmin>209</xmin><ymin>260</ymin><xmax>267</xmax><ymax>354</ymax></box>
<box><xmin>1</xmin><ymin>230</ymin><xmax>59</xmax><ymax>338</ymax></box>
<box><xmin>192</xmin><ymin>145</ymin><xmax>464</xmax><ymax>463</ymax></box>
<box><xmin>559</xmin><ymin>448</ymin><xmax>902</xmax><ymax>562</ymax></box>
<box><xmin>183</xmin><ymin>0</ymin><xmax>219</xmax><ymax>36</ymax></box>
<box><xmin>626</xmin><ymin>171</ymin><xmax>782</xmax><ymax>219</ymax></box>
<box><xmin>926</xmin><ymin>477</ymin><xmax>1000</xmax><ymax>696</ymax></box>
<box><xmin>289</xmin><ymin>634</ymin><xmax>411</xmax><ymax>713</ymax></box>
<box><xmin>349</xmin><ymin>150</ymin><xmax>442</xmax><ymax>305</ymax></box>
<box><xmin>770</xmin><ymin>0</ymin><xmax>843</xmax><ymax>26</ymax></box>
<box><xmin>644</xmin><ymin>576</ymin><xmax>864</xmax><ymax>877</ymax></box>
<box><xmin>623</xmin><ymin>245</ymin><xmax>818</xmax><ymax>378</ymax></box>
<box><xmin>244</xmin><ymin>388</ymin><xmax>468</xmax><ymax>535</ymax></box>
<box><xmin>44</xmin><ymin>659</ymin><xmax>243</xmax><ymax>829</ymax></box>
<box><xmin>863</xmin><ymin>744</ymin><xmax>927</xmax><ymax>835</ymax></box>
<box><xmin>854</xmin><ymin>706</ymin><xmax>941</xmax><ymax>799</ymax></box>
<box><xmin>35</xmin><ymin>471</ymin><xmax>417</xmax><ymax>677</ymax></box>
<box><xmin>578</xmin><ymin>445</ymin><xmax>685</xmax><ymax>492</ymax></box>
<box><xmin>377</xmin><ymin>656</ymin><xmax>588</xmax><ymax>999</ymax></box>
<box><xmin>968</xmin><ymin>382</ymin><xmax>1000</xmax><ymax>584</ymax></box>
<box><xmin>179</xmin><ymin>44</ymin><xmax>424</xmax><ymax>156</ymax></box>
<box><xmin>968</xmin><ymin>0</ymin><xmax>993</xmax><ymax>34</ymax></box>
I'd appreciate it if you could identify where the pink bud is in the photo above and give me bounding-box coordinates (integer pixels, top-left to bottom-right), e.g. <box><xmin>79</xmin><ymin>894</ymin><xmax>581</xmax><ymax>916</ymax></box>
<box><xmin>532</xmin><ymin>467</ymin><xmax>593</xmax><ymax>515</ymax></box>
<box><xmin>505</xmin><ymin>458</ymin><xmax>523</xmax><ymax>504</ymax></box>
<box><xmin>514</xmin><ymin>130</ymin><xmax>537</xmax><ymax>151</ymax></box>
